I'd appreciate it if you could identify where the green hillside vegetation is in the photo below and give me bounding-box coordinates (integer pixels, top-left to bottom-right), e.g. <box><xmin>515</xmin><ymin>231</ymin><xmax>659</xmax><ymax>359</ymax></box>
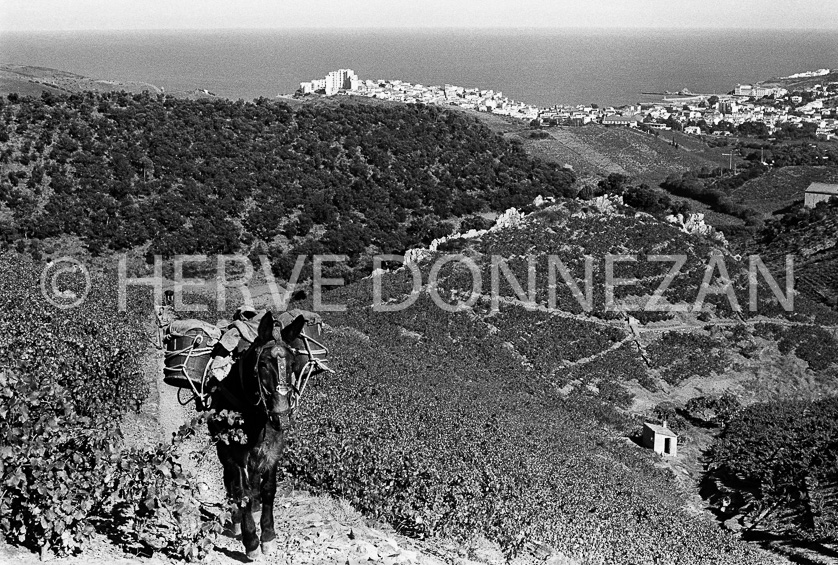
<box><xmin>706</xmin><ymin>397</ymin><xmax>838</xmax><ymax>545</ymax></box>
<box><xmin>660</xmin><ymin>163</ymin><xmax>769</xmax><ymax>229</ymax></box>
<box><xmin>490</xmin><ymin>111</ymin><xmax>838</xmax><ymax>241</ymax></box>
<box><xmin>106</xmin><ymin>191</ymin><xmax>836</xmax><ymax>562</ymax></box>
<box><xmin>0</xmin><ymin>91</ymin><xmax>574</xmax><ymax>279</ymax></box>
<box><xmin>659</xmin><ymin>143</ymin><xmax>838</xmax><ymax>229</ymax></box>
<box><xmin>0</xmin><ymin>64</ymin><xmax>221</xmax><ymax>101</ymax></box>
<box><xmin>285</xmin><ymin>293</ymin><xmax>770</xmax><ymax>564</ymax></box>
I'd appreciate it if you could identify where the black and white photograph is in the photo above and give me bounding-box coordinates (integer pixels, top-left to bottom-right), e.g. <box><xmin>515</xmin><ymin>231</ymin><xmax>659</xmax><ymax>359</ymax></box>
<box><xmin>1</xmin><ymin>2</ymin><xmax>838</xmax><ymax>563</ymax></box>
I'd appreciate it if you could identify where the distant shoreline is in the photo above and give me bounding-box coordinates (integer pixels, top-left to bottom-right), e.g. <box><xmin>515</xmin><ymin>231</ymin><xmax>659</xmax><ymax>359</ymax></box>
<box><xmin>2</xmin><ymin>28</ymin><xmax>835</xmax><ymax>106</ymax></box>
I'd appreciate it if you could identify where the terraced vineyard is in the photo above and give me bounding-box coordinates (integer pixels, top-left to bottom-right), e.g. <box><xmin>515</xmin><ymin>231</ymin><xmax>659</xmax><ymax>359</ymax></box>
<box><xmin>279</xmin><ymin>199</ymin><xmax>838</xmax><ymax>564</ymax></box>
<box><xmin>288</xmin><ymin>291</ymin><xmax>774</xmax><ymax>564</ymax></box>
<box><xmin>5</xmin><ymin>196</ymin><xmax>838</xmax><ymax>564</ymax></box>
<box><xmin>756</xmin><ymin>200</ymin><xmax>838</xmax><ymax>311</ymax></box>
<box><xmin>512</xmin><ymin>124</ymin><xmax>730</xmax><ymax>186</ymax></box>
<box><xmin>730</xmin><ymin>166</ymin><xmax>838</xmax><ymax>216</ymax></box>
<box><xmin>797</xmin><ymin>255</ymin><xmax>838</xmax><ymax>308</ymax></box>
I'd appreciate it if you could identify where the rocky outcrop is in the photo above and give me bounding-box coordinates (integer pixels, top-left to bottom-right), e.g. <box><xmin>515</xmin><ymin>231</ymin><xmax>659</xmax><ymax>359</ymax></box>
<box><xmin>666</xmin><ymin>212</ymin><xmax>728</xmax><ymax>246</ymax></box>
<box><xmin>404</xmin><ymin>207</ymin><xmax>526</xmax><ymax>266</ymax></box>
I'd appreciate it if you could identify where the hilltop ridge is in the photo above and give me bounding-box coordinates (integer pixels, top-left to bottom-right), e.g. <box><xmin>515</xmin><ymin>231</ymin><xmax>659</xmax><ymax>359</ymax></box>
<box><xmin>0</xmin><ymin>63</ymin><xmax>220</xmax><ymax>99</ymax></box>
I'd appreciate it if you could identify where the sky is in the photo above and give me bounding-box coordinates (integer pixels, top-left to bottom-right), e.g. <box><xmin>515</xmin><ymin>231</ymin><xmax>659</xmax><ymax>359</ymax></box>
<box><xmin>2</xmin><ymin>0</ymin><xmax>838</xmax><ymax>32</ymax></box>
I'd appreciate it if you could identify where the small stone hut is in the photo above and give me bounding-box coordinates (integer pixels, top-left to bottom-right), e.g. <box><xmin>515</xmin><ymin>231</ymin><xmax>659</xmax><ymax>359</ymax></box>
<box><xmin>642</xmin><ymin>422</ymin><xmax>677</xmax><ymax>457</ymax></box>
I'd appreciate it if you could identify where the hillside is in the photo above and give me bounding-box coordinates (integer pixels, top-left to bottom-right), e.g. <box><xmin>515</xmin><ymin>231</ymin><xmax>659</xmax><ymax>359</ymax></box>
<box><xmin>0</xmin><ymin>64</ymin><xmax>220</xmax><ymax>100</ymax></box>
<box><xmin>273</xmin><ymin>197</ymin><xmax>838</xmax><ymax>564</ymax></box>
<box><xmin>755</xmin><ymin>199</ymin><xmax>838</xmax><ymax>310</ymax></box>
<box><xmin>763</xmin><ymin>69</ymin><xmax>838</xmax><ymax>92</ymax></box>
<box><xmin>0</xmin><ymin>64</ymin><xmax>163</xmax><ymax>98</ymax></box>
<box><xmin>464</xmin><ymin>112</ymin><xmax>730</xmax><ymax>188</ymax></box>
<box><xmin>0</xmin><ymin>91</ymin><xmax>574</xmax><ymax>279</ymax></box>
<box><xmin>525</xmin><ymin>126</ymin><xmax>730</xmax><ymax>186</ymax></box>
<box><xmin>730</xmin><ymin>166</ymin><xmax>838</xmax><ymax>216</ymax></box>
<box><xmin>3</xmin><ymin>71</ymin><xmax>838</xmax><ymax>565</ymax></box>
<box><xmin>4</xmin><ymin>198</ymin><xmax>838</xmax><ymax>564</ymax></box>
<box><xmin>0</xmin><ymin>250</ymin><xmax>550</xmax><ymax>565</ymax></box>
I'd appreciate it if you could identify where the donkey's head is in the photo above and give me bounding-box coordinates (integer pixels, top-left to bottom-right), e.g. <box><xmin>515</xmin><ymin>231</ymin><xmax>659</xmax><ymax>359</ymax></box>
<box><xmin>246</xmin><ymin>311</ymin><xmax>307</xmax><ymax>429</ymax></box>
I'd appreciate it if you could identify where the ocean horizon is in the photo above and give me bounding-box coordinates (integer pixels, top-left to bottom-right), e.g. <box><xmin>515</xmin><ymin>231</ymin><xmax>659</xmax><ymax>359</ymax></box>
<box><xmin>1</xmin><ymin>28</ymin><xmax>837</xmax><ymax>107</ymax></box>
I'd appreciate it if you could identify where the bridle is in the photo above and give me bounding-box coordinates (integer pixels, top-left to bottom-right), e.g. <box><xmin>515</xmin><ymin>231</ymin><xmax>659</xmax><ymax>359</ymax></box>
<box><xmin>246</xmin><ymin>339</ymin><xmax>294</xmax><ymax>416</ymax></box>
<box><xmin>247</xmin><ymin>335</ymin><xmax>332</xmax><ymax>418</ymax></box>
<box><xmin>216</xmin><ymin>320</ymin><xmax>334</xmax><ymax>427</ymax></box>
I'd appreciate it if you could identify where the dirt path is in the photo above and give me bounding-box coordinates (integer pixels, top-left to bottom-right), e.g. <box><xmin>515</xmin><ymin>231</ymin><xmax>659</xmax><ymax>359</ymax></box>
<box><xmin>0</xmin><ymin>491</ymin><xmax>458</xmax><ymax>565</ymax></box>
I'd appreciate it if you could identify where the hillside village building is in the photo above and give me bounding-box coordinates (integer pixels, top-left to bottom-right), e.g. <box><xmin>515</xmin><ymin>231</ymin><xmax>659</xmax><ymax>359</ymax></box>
<box><xmin>325</xmin><ymin>69</ymin><xmax>359</xmax><ymax>95</ymax></box>
<box><xmin>299</xmin><ymin>69</ymin><xmax>359</xmax><ymax>95</ymax></box>
<box><xmin>602</xmin><ymin>114</ymin><xmax>640</xmax><ymax>127</ymax></box>
<box><xmin>642</xmin><ymin>422</ymin><xmax>678</xmax><ymax>457</ymax></box>
<box><xmin>734</xmin><ymin>83</ymin><xmax>788</xmax><ymax>98</ymax></box>
<box><xmin>805</xmin><ymin>183</ymin><xmax>838</xmax><ymax>208</ymax></box>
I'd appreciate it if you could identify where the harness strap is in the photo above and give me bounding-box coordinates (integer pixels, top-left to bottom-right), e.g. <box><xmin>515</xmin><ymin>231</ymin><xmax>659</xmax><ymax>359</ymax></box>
<box><xmin>289</xmin><ymin>333</ymin><xmax>333</xmax><ymax>408</ymax></box>
<box><xmin>168</xmin><ymin>325</ymin><xmax>333</xmax><ymax>428</ymax></box>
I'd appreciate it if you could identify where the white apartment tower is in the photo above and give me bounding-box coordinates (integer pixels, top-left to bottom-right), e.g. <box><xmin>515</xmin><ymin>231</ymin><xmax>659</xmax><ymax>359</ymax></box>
<box><xmin>325</xmin><ymin>69</ymin><xmax>359</xmax><ymax>95</ymax></box>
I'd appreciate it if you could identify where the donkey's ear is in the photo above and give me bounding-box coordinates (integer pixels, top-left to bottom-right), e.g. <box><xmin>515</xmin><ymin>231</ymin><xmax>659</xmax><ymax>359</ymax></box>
<box><xmin>280</xmin><ymin>314</ymin><xmax>306</xmax><ymax>344</ymax></box>
<box><xmin>257</xmin><ymin>311</ymin><xmax>275</xmax><ymax>343</ymax></box>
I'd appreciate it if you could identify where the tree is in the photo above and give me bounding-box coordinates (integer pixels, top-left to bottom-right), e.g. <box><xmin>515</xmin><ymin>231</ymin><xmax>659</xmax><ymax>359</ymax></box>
<box><xmin>737</xmin><ymin>122</ymin><xmax>769</xmax><ymax>138</ymax></box>
<box><xmin>664</xmin><ymin>116</ymin><xmax>683</xmax><ymax>131</ymax></box>
<box><xmin>596</xmin><ymin>173</ymin><xmax>630</xmax><ymax>196</ymax></box>
<box><xmin>623</xmin><ymin>184</ymin><xmax>672</xmax><ymax>215</ymax></box>
<box><xmin>685</xmin><ymin>393</ymin><xmax>741</xmax><ymax>426</ymax></box>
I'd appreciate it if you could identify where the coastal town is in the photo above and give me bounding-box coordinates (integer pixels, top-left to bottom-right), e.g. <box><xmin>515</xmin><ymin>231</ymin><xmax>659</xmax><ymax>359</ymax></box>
<box><xmin>297</xmin><ymin>68</ymin><xmax>838</xmax><ymax>141</ymax></box>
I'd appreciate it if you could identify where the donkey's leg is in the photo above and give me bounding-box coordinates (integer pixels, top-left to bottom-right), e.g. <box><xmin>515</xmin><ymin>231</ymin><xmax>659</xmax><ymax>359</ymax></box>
<box><xmin>242</xmin><ymin>461</ymin><xmax>262</xmax><ymax>560</ymax></box>
<box><xmin>217</xmin><ymin>447</ymin><xmax>243</xmax><ymax>537</ymax></box>
<box><xmin>242</xmin><ymin>494</ymin><xmax>260</xmax><ymax>560</ymax></box>
<box><xmin>259</xmin><ymin>462</ymin><xmax>279</xmax><ymax>555</ymax></box>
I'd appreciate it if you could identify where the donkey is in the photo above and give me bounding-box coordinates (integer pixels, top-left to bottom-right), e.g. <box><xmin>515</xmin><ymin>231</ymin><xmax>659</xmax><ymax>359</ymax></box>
<box><xmin>208</xmin><ymin>310</ymin><xmax>306</xmax><ymax>560</ymax></box>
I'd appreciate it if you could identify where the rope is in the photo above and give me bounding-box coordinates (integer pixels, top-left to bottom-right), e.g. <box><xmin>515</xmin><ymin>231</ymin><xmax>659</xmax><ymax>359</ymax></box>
<box><xmin>287</xmin><ymin>333</ymin><xmax>334</xmax><ymax>410</ymax></box>
<box><xmin>161</xmin><ymin>321</ymin><xmax>335</xmax><ymax>416</ymax></box>
<box><xmin>177</xmin><ymin>386</ymin><xmax>197</xmax><ymax>406</ymax></box>
<box><xmin>163</xmin><ymin>332</ymin><xmax>214</xmax><ymax>407</ymax></box>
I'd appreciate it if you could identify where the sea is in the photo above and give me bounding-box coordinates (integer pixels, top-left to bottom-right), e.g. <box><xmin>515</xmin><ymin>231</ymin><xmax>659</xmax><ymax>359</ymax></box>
<box><xmin>1</xmin><ymin>28</ymin><xmax>837</xmax><ymax>107</ymax></box>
